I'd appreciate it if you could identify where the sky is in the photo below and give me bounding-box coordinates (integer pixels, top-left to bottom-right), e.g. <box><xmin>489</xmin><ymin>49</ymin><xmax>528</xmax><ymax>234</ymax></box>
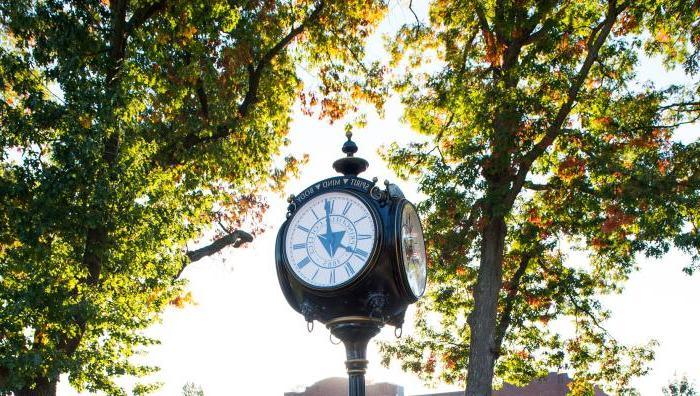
<box><xmin>56</xmin><ymin>1</ymin><xmax>700</xmax><ymax>395</ymax></box>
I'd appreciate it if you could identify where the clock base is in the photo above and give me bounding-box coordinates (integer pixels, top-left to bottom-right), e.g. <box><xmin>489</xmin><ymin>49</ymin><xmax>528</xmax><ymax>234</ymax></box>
<box><xmin>326</xmin><ymin>316</ymin><xmax>383</xmax><ymax>396</ymax></box>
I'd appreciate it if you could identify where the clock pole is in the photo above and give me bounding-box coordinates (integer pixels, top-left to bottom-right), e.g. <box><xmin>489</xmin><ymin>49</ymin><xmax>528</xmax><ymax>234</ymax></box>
<box><xmin>326</xmin><ymin>317</ymin><xmax>383</xmax><ymax>396</ymax></box>
<box><xmin>329</xmin><ymin>133</ymin><xmax>378</xmax><ymax>396</ymax></box>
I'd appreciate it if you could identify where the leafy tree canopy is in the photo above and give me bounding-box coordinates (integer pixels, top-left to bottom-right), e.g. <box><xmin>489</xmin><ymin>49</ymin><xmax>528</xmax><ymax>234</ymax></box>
<box><xmin>664</xmin><ymin>375</ymin><xmax>698</xmax><ymax>396</ymax></box>
<box><xmin>380</xmin><ymin>1</ymin><xmax>700</xmax><ymax>395</ymax></box>
<box><xmin>0</xmin><ymin>0</ymin><xmax>386</xmax><ymax>394</ymax></box>
<box><xmin>181</xmin><ymin>382</ymin><xmax>204</xmax><ymax>396</ymax></box>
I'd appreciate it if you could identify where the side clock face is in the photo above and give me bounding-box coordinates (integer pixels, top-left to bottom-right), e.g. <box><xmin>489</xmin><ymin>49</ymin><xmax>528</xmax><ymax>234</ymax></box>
<box><xmin>284</xmin><ymin>191</ymin><xmax>377</xmax><ymax>289</ymax></box>
<box><xmin>399</xmin><ymin>202</ymin><xmax>427</xmax><ymax>298</ymax></box>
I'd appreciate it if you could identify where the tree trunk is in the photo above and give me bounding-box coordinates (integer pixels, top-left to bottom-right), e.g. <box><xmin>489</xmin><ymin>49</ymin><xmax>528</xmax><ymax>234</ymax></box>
<box><xmin>465</xmin><ymin>215</ymin><xmax>507</xmax><ymax>396</ymax></box>
<box><xmin>14</xmin><ymin>376</ymin><xmax>58</xmax><ymax>396</ymax></box>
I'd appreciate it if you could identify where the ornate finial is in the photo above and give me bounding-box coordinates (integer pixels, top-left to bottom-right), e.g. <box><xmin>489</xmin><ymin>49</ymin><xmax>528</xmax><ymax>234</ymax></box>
<box><xmin>333</xmin><ymin>131</ymin><xmax>368</xmax><ymax>176</ymax></box>
<box><xmin>342</xmin><ymin>131</ymin><xmax>358</xmax><ymax>157</ymax></box>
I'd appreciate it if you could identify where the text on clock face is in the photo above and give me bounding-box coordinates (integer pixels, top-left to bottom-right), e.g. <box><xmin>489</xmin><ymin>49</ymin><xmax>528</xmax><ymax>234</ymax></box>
<box><xmin>285</xmin><ymin>192</ymin><xmax>376</xmax><ymax>288</ymax></box>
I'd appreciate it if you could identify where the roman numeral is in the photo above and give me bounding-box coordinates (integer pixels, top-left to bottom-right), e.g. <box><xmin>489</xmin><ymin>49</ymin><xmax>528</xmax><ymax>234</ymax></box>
<box><xmin>297</xmin><ymin>225</ymin><xmax>310</xmax><ymax>233</ymax></box>
<box><xmin>354</xmin><ymin>215</ymin><xmax>367</xmax><ymax>224</ymax></box>
<box><xmin>357</xmin><ymin>234</ymin><xmax>372</xmax><ymax>240</ymax></box>
<box><xmin>342</xmin><ymin>202</ymin><xmax>352</xmax><ymax>215</ymax></box>
<box><xmin>345</xmin><ymin>263</ymin><xmax>355</xmax><ymax>277</ymax></box>
<box><xmin>297</xmin><ymin>257</ymin><xmax>311</xmax><ymax>268</ymax></box>
<box><xmin>311</xmin><ymin>268</ymin><xmax>320</xmax><ymax>280</ymax></box>
<box><xmin>329</xmin><ymin>270</ymin><xmax>336</xmax><ymax>285</ymax></box>
<box><xmin>292</xmin><ymin>243</ymin><xmax>306</xmax><ymax>250</ymax></box>
<box><xmin>311</xmin><ymin>208</ymin><xmax>320</xmax><ymax>219</ymax></box>
<box><xmin>329</xmin><ymin>199</ymin><xmax>335</xmax><ymax>213</ymax></box>
<box><xmin>353</xmin><ymin>249</ymin><xmax>369</xmax><ymax>259</ymax></box>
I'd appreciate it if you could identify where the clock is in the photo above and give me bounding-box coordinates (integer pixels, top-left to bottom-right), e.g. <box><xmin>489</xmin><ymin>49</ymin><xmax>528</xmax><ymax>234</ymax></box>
<box><xmin>276</xmin><ymin>135</ymin><xmax>428</xmax><ymax>393</ymax></box>
<box><xmin>397</xmin><ymin>202</ymin><xmax>427</xmax><ymax>299</ymax></box>
<box><xmin>284</xmin><ymin>191</ymin><xmax>378</xmax><ymax>289</ymax></box>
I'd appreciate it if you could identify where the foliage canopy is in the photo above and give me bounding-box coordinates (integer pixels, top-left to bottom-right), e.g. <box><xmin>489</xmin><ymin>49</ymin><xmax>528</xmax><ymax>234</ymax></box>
<box><xmin>380</xmin><ymin>1</ymin><xmax>700</xmax><ymax>395</ymax></box>
<box><xmin>0</xmin><ymin>0</ymin><xmax>385</xmax><ymax>394</ymax></box>
<box><xmin>664</xmin><ymin>375</ymin><xmax>698</xmax><ymax>396</ymax></box>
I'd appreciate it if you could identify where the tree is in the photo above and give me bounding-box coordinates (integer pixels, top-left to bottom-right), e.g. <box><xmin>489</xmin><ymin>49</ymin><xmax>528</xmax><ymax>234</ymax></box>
<box><xmin>664</xmin><ymin>375</ymin><xmax>698</xmax><ymax>396</ymax></box>
<box><xmin>181</xmin><ymin>382</ymin><xmax>204</xmax><ymax>396</ymax></box>
<box><xmin>380</xmin><ymin>1</ymin><xmax>700</xmax><ymax>395</ymax></box>
<box><xmin>0</xmin><ymin>0</ymin><xmax>385</xmax><ymax>394</ymax></box>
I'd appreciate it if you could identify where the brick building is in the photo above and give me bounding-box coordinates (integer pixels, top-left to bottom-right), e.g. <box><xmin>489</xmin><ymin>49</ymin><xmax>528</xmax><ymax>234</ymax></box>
<box><xmin>412</xmin><ymin>372</ymin><xmax>608</xmax><ymax>396</ymax></box>
<box><xmin>284</xmin><ymin>377</ymin><xmax>404</xmax><ymax>396</ymax></box>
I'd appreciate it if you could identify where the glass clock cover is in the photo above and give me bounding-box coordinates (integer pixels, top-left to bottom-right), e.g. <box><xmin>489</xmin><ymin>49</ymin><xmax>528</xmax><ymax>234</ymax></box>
<box><xmin>284</xmin><ymin>192</ymin><xmax>376</xmax><ymax>288</ymax></box>
<box><xmin>399</xmin><ymin>203</ymin><xmax>427</xmax><ymax>298</ymax></box>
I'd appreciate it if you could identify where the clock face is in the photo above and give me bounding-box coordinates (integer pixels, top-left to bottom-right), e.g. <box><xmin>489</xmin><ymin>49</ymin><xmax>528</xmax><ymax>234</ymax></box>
<box><xmin>284</xmin><ymin>191</ymin><xmax>377</xmax><ymax>289</ymax></box>
<box><xmin>399</xmin><ymin>203</ymin><xmax>427</xmax><ymax>298</ymax></box>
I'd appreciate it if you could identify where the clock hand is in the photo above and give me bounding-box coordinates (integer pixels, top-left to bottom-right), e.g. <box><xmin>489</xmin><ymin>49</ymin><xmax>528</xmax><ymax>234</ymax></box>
<box><xmin>338</xmin><ymin>243</ymin><xmax>355</xmax><ymax>253</ymax></box>
<box><xmin>317</xmin><ymin>232</ymin><xmax>333</xmax><ymax>257</ymax></box>
<box><xmin>324</xmin><ymin>199</ymin><xmax>335</xmax><ymax>255</ymax></box>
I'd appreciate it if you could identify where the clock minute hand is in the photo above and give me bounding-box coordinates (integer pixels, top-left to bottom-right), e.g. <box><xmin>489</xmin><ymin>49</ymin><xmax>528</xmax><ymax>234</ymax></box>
<box><xmin>324</xmin><ymin>199</ymin><xmax>335</xmax><ymax>255</ymax></box>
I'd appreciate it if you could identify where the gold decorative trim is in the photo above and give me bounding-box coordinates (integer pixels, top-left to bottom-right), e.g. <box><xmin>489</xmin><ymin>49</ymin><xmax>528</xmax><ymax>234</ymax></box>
<box><xmin>325</xmin><ymin>316</ymin><xmax>384</xmax><ymax>327</ymax></box>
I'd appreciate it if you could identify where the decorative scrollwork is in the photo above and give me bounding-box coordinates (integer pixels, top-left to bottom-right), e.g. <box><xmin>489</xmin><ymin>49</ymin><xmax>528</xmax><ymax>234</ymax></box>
<box><xmin>367</xmin><ymin>292</ymin><xmax>388</xmax><ymax>321</ymax></box>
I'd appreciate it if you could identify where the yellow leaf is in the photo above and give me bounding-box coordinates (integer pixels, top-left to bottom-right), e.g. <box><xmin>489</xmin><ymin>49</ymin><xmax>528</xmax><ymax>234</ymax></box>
<box><xmin>656</xmin><ymin>30</ymin><xmax>670</xmax><ymax>43</ymax></box>
<box><xmin>79</xmin><ymin>115</ymin><xmax>92</xmax><ymax>128</ymax></box>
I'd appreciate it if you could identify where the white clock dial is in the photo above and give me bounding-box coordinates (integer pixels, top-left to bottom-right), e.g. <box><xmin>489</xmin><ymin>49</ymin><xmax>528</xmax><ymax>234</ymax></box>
<box><xmin>399</xmin><ymin>203</ymin><xmax>427</xmax><ymax>298</ymax></box>
<box><xmin>285</xmin><ymin>191</ymin><xmax>377</xmax><ymax>288</ymax></box>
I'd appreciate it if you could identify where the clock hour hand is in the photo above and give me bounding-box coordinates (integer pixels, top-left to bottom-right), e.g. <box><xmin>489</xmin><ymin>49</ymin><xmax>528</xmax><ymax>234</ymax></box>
<box><xmin>317</xmin><ymin>233</ymin><xmax>334</xmax><ymax>257</ymax></box>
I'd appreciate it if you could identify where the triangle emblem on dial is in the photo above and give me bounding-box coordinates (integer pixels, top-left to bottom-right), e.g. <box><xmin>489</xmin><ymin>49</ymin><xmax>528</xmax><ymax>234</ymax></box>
<box><xmin>315</xmin><ymin>183</ymin><xmax>321</xmax><ymax>190</ymax></box>
<box><xmin>343</xmin><ymin>178</ymin><xmax>348</xmax><ymax>184</ymax></box>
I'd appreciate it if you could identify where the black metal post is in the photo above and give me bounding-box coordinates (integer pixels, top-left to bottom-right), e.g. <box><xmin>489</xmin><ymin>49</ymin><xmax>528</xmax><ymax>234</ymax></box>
<box><xmin>327</xmin><ymin>317</ymin><xmax>383</xmax><ymax>396</ymax></box>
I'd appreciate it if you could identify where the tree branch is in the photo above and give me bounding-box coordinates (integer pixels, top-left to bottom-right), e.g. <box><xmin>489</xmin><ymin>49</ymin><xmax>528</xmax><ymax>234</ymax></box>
<box><xmin>0</xmin><ymin>365</ymin><xmax>8</xmax><ymax>388</ymax></box>
<box><xmin>328</xmin><ymin>26</ymin><xmax>369</xmax><ymax>74</ymax></box>
<box><xmin>472</xmin><ymin>1</ymin><xmax>492</xmax><ymax>38</ymax></box>
<box><xmin>458</xmin><ymin>198</ymin><xmax>484</xmax><ymax>248</ymax></box>
<box><xmin>177</xmin><ymin>230</ymin><xmax>254</xmax><ymax>277</ymax></box>
<box><xmin>539</xmin><ymin>257</ymin><xmax>617</xmax><ymax>341</ymax></box>
<box><xmin>185</xmin><ymin>230</ymin><xmax>253</xmax><ymax>263</ymax></box>
<box><xmin>505</xmin><ymin>0</ymin><xmax>625</xmax><ymax>208</ymax></box>
<box><xmin>659</xmin><ymin>101</ymin><xmax>700</xmax><ymax>111</ymax></box>
<box><xmin>566</xmin><ymin>290</ymin><xmax>616</xmax><ymax>341</ymax></box>
<box><xmin>80</xmin><ymin>0</ymin><xmax>132</xmax><ymax>286</ymax></box>
<box><xmin>126</xmin><ymin>0</ymin><xmax>168</xmax><ymax>36</ymax></box>
<box><xmin>195</xmin><ymin>77</ymin><xmax>209</xmax><ymax>119</ymax></box>
<box><xmin>180</xmin><ymin>1</ymin><xmax>326</xmax><ymax>151</ymax></box>
<box><xmin>493</xmin><ymin>253</ymin><xmax>531</xmax><ymax>355</ymax></box>
<box><xmin>523</xmin><ymin>181</ymin><xmax>551</xmax><ymax>191</ymax></box>
<box><xmin>494</xmin><ymin>0</ymin><xmax>506</xmax><ymax>44</ymax></box>
<box><xmin>242</xmin><ymin>3</ymin><xmax>326</xmax><ymax>116</ymax></box>
<box><xmin>520</xmin><ymin>1</ymin><xmax>566</xmax><ymax>47</ymax></box>
<box><xmin>524</xmin><ymin>179</ymin><xmax>597</xmax><ymax>195</ymax></box>
<box><xmin>408</xmin><ymin>0</ymin><xmax>421</xmax><ymax>26</ymax></box>
<box><xmin>629</xmin><ymin>114</ymin><xmax>700</xmax><ymax>132</ymax></box>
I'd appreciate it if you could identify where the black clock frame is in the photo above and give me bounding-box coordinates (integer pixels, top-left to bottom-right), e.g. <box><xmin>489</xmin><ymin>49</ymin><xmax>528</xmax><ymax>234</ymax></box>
<box><xmin>275</xmin><ymin>175</ymin><xmax>417</xmax><ymax>327</ymax></box>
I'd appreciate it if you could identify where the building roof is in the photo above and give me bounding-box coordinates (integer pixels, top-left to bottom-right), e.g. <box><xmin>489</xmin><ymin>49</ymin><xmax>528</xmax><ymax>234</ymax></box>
<box><xmin>284</xmin><ymin>377</ymin><xmax>404</xmax><ymax>396</ymax></box>
<box><xmin>410</xmin><ymin>372</ymin><xmax>609</xmax><ymax>396</ymax></box>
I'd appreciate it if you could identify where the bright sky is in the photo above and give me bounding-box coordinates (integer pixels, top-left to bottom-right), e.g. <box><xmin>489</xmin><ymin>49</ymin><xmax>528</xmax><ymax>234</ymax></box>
<box><xmin>57</xmin><ymin>2</ymin><xmax>700</xmax><ymax>395</ymax></box>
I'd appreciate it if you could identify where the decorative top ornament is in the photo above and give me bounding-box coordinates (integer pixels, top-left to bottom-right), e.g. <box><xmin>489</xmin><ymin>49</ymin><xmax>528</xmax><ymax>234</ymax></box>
<box><xmin>333</xmin><ymin>131</ymin><xmax>369</xmax><ymax>177</ymax></box>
